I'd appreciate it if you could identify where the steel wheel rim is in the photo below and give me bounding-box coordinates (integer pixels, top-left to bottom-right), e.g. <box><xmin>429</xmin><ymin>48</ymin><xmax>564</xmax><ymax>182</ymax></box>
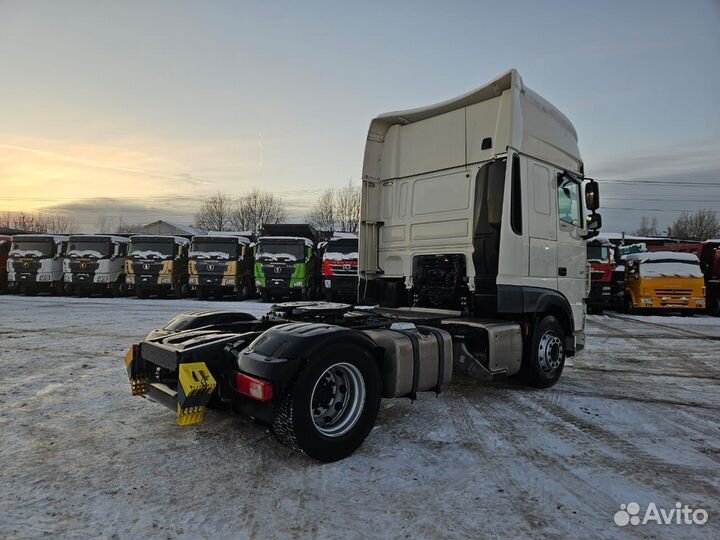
<box><xmin>538</xmin><ymin>331</ymin><xmax>563</xmax><ymax>373</ymax></box>
<box><xmin>310</xmin><ymin>362</ymin><xmax>366</xmax><ymax>437</ymax></box>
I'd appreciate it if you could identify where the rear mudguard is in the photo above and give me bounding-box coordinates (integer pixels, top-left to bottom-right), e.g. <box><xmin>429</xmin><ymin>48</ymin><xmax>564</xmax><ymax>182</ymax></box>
<box><xmin>228</xmin><ymin>323</ymin><xmax>379</xmax><ymax>397</ymax></box>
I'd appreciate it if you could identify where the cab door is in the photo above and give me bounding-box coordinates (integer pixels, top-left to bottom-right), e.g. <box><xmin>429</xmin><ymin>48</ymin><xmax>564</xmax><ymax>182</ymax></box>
<box><xmin>556</xmin><ymin>171</ymin><xmax>587</xmax><ymax>330</ymax></box>
<box><xmin>526</xmin><ymin>159</ymin><xmax>557</xmax><ymax>290</ymax></box>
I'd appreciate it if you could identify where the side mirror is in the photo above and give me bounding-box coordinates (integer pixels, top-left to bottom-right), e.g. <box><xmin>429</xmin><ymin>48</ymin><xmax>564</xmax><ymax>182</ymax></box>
<box><xmin>585</xmin><ymin>180</ymin><xmax>600</xmax><ymax>212</ymax></box>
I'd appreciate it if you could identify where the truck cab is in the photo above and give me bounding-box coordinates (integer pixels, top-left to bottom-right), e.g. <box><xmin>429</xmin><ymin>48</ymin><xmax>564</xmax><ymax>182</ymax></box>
<box><xmin>7</xmin><ymin>234</ymin><xmax>68</xmax><ymax>295</ymax></box>
<box><xmin>65</xmin><ymin>235</ymin><xmax>130</xmax><ymax>296</ymax></box>
<box><xmin>359</xmin><ymin>69</ymin><xmax>600</xmax><ymax>357</ymax></box>
<box><xmin>700</xmin><ymin>240</ymin><xmax>720</xmax><ymax>315</ymax></box>
<box><xmin>188</xmin><ymin>233</ymin><xmax>255</xmax><ymax>300</ymax></box>
<box><xmin>126</xmin><ymin>235</ymin><xmax>190</xmax><ymax>298</ymax></box>
<box><xmin>321</xmin><ymin>233</ymin><xmax>358</xmax><ymax>301</ymax></box>
<box><xmin>586</xmin><ymin>237</ymin><xmax>615</xmax><ymax>313</ymax></box>
<box><xmin>624</xmin><ymin>251</ymin><xmax>705</xmax><ymax>313</ymax></box>
<box><xmin>254</xmin><ymin>224</ymin><xmax>321</xmax><ymax>302</ymax></box>
<box><xmin>0</xmin><ymin>236</ymin><xmax>11</xmax><ymax>292</ymax></box>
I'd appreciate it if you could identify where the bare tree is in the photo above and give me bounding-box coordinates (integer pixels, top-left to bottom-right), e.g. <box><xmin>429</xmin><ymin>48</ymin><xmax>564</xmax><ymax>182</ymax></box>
<box><xmin>116</xmin><ymin>218</ymin><xmax>143</xmax><ymax>234</ymax></box>
<box><xmin>96</xmin><ymin>215</ymin><xmax>114</xmax><ymax>234</ymax></box>
<box><xmin>46</xmin><ymin>215</ymin><xmax>76</xmax><ymax>234</ymax></box>
<box><xmin>231</xmin><ymin>189</ymin><xmax>287</xmax><ymax>232</ymax></box>
<box><xmin>635</xmin><ymin>216</ymin><xmax>659</xmax><ymax>237</ymax></box>
<box><xmin>11</xmin><ymin>212</ymin><xmax>49</xmax><ymax>232</ymax></box>
<box><xmin>335</xmin><ymin>180</ymin><xmax>361</xmax><ymax>233</ymax></box>
<box><xmin>194</xmin><ymin>193</ymin><xmax>235</xmax><ymax>231</ymax></box>
<box><xmin>0</xmin><ymin>211</ymin><xmax>12</xmax><ymax>229</ymax></box>
<box><xmin>305</xmin><ymin>189</ymin><xmax>336</xmax><ymax>232</ymax></box>
<box><xmin>670</xmin><ymin>209</ymin><xmax>719</xmax><ymax>240</ymax></box>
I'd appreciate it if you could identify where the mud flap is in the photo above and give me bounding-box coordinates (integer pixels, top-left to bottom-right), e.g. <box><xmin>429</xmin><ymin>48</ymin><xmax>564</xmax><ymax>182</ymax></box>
<box><xmin>125</xmin><ymin>344</ymin><xmax>149</xmax><ymax>396</ymax></box>
<box><xmin>176</xmin><ymin>362</ymin><xmax>217</xmax><ymax>427</ymax></box>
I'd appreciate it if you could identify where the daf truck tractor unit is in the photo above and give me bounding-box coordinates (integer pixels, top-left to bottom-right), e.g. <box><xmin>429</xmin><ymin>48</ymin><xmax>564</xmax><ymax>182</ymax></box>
<box><xmin>124</xmin><ymin>69</ymin><xmax>600</xmax><ymax>462</ymax></box>
<box><xmin>0</xmin><ymin>236</ymin><xmax>11</xmax><ymax>292</ymax></box>
<box><xmin>7</xmin><ymin>234</ymin><xmax>68</xmax><ymax>295</ymax></box>
<box><xmin>586</xmin><ymin>237</ymin><xmax>615</xmax><ymax>313</ymax></box>
<box><xmin>65</xmin><ymin>234</ymin><xmax>130</xmax><ymax>296</ymax></box>
<box><xmin>321</xmin><ymin>233</ymin><xmax>358</xmax><ymax>301</ymax></box>
<box><xmin>126</xmin><ymin>235</ymin><xmax>190</xmax><ymax>298</ymax></box>
<box><xmin>188</xmin><ymin>233</ymin><xmax>255</xmax><ymax>300</ymax></box>
<box><xmin>255</xmin><ymin>224</ymin><xmax>321</xmax><ymax>301</ymax></box>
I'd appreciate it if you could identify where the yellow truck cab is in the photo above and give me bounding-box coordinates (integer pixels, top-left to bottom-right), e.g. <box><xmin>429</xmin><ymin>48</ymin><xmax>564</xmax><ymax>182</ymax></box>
<box><xmin>624</xmin><ymin>251</ymin><xmax>705</xmax><ymax>313</ymax></box>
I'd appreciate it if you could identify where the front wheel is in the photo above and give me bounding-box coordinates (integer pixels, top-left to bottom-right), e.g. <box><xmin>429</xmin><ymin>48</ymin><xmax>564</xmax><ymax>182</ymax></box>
<box><xmin>112</xmin><ymin>281</ymin><xmax>128</xmax><ymax>297</ymax></box>
<box><xmin>272</xmin><ymin>345</ymin><xmax>381</xmax><ymax>462</ymax></box>
<box><xmin>519</xmin><ymin>315</ymin><xmax>566</xmax><ymax>388</ymax></box>
<box><xmin>624</xmin><ymin>296</ymin><xmax>634</xmax><ymax>315</ymax></box>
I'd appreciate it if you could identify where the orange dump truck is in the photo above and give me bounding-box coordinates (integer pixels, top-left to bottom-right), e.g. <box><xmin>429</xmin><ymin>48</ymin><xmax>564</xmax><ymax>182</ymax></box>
<box><xmin>624</xmin><ymin>251</ymin><xmax>705</xmax><ymax>313</ymax></box>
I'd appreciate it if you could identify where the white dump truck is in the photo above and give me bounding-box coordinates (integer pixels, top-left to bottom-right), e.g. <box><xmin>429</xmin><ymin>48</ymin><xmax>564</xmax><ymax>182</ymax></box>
<box><xmin>65</xmin><ymin>234</ymin><xmax>130</xmax><ymax>296</ymax></box>
<box><xmin>124</xmin><ymin>69</ymin><xmax>600</xmax><ymax>462</ymax></box>
<box><xmin>7</xmin><ymin>234</ymin><xmax>69</xmax><ymax>295</ymax></box>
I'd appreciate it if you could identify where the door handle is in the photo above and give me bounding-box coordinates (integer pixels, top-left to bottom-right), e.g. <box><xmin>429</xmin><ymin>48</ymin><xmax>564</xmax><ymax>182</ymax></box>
<box><xmin>558</xmin><ymin>267</ymin><xmax>567</xmax><ymax>276</ymax></box>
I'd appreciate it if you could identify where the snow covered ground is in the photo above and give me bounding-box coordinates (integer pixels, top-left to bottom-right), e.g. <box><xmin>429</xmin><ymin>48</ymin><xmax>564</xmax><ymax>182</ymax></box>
<box><xmin>1</xmin><ymin>296</ymin><xmax>718</xmax><ymax>539</ymax></box>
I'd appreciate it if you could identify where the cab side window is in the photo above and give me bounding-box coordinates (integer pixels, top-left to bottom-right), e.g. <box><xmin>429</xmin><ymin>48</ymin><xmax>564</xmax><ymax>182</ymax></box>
<box><xmin>557</xmin><ymin>174</ymin><xmax>581</xmax><ymax>227</ymax></box>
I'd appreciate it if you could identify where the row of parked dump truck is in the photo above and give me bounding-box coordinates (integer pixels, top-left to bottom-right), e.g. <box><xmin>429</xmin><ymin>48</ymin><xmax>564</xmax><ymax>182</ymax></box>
<box><xmin>0</xmin><ymin>224</ymin><xmax>359</xmax><ymax>302</ymax></box>
<box><xmin>586</xmin><ymin>236</ymin><xmax>720</xmax><ymax>315</ymax></box>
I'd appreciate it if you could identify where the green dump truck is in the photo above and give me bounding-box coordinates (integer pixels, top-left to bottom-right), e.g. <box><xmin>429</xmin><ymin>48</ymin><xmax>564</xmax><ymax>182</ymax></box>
<box><xmin>254</xmin><ymin>224</ymin><xmax>321</xmax><ymax>302</ymax></box>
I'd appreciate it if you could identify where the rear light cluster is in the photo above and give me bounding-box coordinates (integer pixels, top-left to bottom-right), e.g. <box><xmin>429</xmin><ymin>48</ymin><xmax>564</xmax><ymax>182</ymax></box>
<box><xmin>235</xmin><ymin>373</ymin><xmax>273</xmax><ymax>402</ymax></box>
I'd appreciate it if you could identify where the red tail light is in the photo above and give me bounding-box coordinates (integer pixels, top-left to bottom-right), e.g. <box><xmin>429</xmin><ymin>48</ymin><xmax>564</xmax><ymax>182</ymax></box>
<box><xmin>235</xmin><ymin>373</ymin><xmax>273</xmax><ymax>402</ymax></box>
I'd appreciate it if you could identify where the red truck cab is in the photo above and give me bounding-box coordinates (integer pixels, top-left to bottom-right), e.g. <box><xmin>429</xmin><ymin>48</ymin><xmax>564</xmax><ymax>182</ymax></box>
<box><xmin>0</xmin><ymin>236</ymin><xmax>10</xmax><ymax>292</ymax></box>
<box><xmin>321</xmin><ymin>234</ymin><xmax>358</xmax><ymax>302</ymax></box>
<box><xmin>587</xmin><ymin>238</ymin><xmax>614</xmax><ymax>313</ymax></box>
<box><xmin>700</xmin><ymin>240</ymin><xmax>720</xmax><ymax>315</ymax></box>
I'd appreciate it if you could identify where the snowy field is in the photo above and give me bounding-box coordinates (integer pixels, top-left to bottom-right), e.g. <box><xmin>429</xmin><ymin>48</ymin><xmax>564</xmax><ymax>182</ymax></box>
<box><xmin>1</xmin><ymin>296</ymin><xmax>719</xmax><ymax>539</ymax></box>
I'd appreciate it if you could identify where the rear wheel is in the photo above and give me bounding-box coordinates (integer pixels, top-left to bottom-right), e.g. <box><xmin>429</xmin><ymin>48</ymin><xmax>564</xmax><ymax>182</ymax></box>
<box><xmin>520</xmin><ymin>315</ymin><xmax>566</xmax><ymax>388</ymax></box>
<box><xmin>272</xmin><ymin>344</ymin><xmax>381</xmax><ymax>462</ymax></box>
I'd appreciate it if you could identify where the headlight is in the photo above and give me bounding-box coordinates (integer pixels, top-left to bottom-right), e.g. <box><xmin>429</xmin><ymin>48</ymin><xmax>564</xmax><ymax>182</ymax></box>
<box><xmin>223</xmin><ymin>278</ymin><xmax>235</xmax><ymax>286</ymax></box>
<box><xmin>293</xmin><ymin>281</ymin><xmax>304</xmax><ymax>288</ymax></box>
<box><xmin>38</xmin><ymin>274</ymin><xmax>50</xmax><ymax>281</ymax></box>
<box><xmin>64</xmin><ymin>274</ymin><xmax>71</xmax><ymax>282</ymax></box>
<box><xmin>97</xmin><ymin>275</ymin><xmax>109</xmax><ymax>283</ymax></box>
<box><xmin>696</xmin><ymin>299</ymin><xmax>705</xmax><ymax>306</ymax></box>
<box><xmin>255</xmin><ymin>280</ymin><xmax>263</xmax><ymax>287</ymax></box>
<box><xmin>189</xmin><ymin>277</ymin><xmax>198</xmax><ymax>285</ymax></box>
<box><xmin>324</xmin><ymin>279</ymin><xmax>332</xmax><ymax>288</ymax></box>
<box><xmin>160</xmin><ymin>277</ymin><xmax>172</xmax><ymax>284</ymax></box>
<box><xmin>641</xmin><ymin>297</ymin><xmax>652</xmax><ymax>305</ymax></box>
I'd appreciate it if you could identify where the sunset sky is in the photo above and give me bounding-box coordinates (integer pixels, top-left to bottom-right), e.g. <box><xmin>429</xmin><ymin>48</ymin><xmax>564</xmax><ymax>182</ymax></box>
<box><xmin>1</xmin><ymin>0</ymin><xmax>719</xmax><ymax>232</ymax></box>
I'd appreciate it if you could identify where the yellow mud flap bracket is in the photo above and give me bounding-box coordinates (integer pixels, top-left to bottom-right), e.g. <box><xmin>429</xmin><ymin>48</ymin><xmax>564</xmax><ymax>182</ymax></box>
<box><xmin>177</xmin><ymin>362</ymin><xmax>217</xmax><ymax>427</ymax></box>
<box><xmin>125</xmin><ymin>344</ymin><xmax>149</xmax><ymax>396</ymax></box>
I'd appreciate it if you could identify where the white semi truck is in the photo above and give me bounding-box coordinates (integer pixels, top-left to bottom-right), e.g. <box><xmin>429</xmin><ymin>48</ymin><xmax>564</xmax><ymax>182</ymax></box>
<box><xmin>7</xmin><ymin>234</ymin><xmax>69</xmax><ymax>295</ymax></box>
<box><xmin>124</xmin><ymin>69</ymin><xmax>600</xmax><ymax>461</ymax></box>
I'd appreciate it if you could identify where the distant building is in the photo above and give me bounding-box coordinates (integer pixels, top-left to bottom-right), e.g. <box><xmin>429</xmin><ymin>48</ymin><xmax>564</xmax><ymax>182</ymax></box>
<box><xmin>136</xmin><ymin>220</ymin><xmax>205</xmax><ymax>236</ymax></box>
